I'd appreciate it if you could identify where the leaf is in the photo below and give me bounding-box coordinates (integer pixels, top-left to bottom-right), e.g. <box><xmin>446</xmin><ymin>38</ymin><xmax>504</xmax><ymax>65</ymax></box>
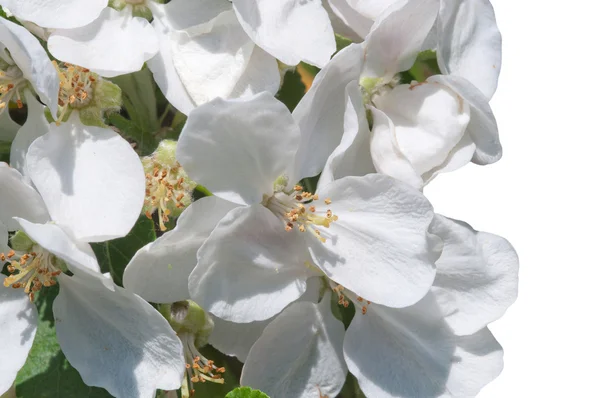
<box><xmin>108</xmin><ymin>113</ymin><xmax>157</xmax><ymax>155</ymax></box>
<box><xmin>91</xmin><ymin>216</ymin><xmax>156</xmax><ymax>286</ymax></box>
<box><xmin>276</xmin><ymin>69</ymin><xmax>306</xmax><ymax>112</ymax></box>
<box><xmin>225</xmin><ymin>386</ymin><xmax>270</xmax><ymax>398</ymax></box>
<box><xmin>15</xmin><ymin>286</ymin><xmax>112</xmax><ymax>398</ymax></box>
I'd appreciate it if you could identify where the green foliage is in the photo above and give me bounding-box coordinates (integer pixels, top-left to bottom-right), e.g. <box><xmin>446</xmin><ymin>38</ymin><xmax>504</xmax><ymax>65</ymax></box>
<box><xmin>91</xmin><ymin>216</ymin><xmax>156</xmax><ymax>286</ymax></box>
<box><xmin>15</xmin><ymin>286</ymin><xmax>112</xmax><ymax>398</ymax></box>
<box><xmin>225</xmin><ymin>386</ymin><xmax>270</xmax><ymax>398</ymax></box>
<box><xmin>276</xmin><ymin>69</ymin><xmax>306</xmax><ymax>112</ymax></box>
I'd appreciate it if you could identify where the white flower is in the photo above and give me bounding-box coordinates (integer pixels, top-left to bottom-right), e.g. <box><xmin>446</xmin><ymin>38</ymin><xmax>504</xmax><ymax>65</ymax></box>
<box><xmin>0</xmin><ymin>0</ymin><xmax>107</xmax><ymax>30</ymax></box>
<box><xmin>241</xmin><ymin>214</ymin><xmax>519</xmax><ymax>398</ymax></box>
<box><xmin>146</xmin><ymin>0</ymin><xmax>335</xmax><ymax>114</ymax></box>
<box><xmin>298</xmin><ymin>0</ymin><xmax>503</xmax><ymax>189</ymax></box>
<box><xmin>0</xmin><ymin>17</ymin><xmax>59</xmax><ymax>121</ymax></box>
<box><xmin>0</xmin><ymin>161</ymin><xmax>185</xmax><ymax>398</ymax></box>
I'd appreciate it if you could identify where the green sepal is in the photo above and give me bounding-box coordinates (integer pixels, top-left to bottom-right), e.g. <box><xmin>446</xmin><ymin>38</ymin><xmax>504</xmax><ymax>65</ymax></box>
<box><xmin>94</xmin><ymin>79</ymin><xmax>122</xmax><ymax>112</ymax></box>
<box><xmin>108</xmin><ymin>0</ymin><xmax>127</xmax><ymax>11</ymax></box>
<box><xmin>10</xmin><ymin>231</ymin><xmax>34</xmax><ymax>252</ymax></box>
<box><xmin>132</xmin><ymin>5</ymin><xmax>153</xmax><ymax>21</ymax></box>
<box><xmin>78</xmin><ymin>106</ymin><xmax>108</xmax><ymax>128</ymax></box>
<box><xmin>159</xmin><ymin>301</ymin><xmax>214</xmax><ymax>346</ymax></box>
<box><xmin>225</xmin><ymin>387</ymin><xmax>270</xmax><ymax>398</ymax></box>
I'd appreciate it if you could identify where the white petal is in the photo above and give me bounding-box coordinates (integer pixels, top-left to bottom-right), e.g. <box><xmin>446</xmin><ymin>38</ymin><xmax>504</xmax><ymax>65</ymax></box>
<box><xmin>0</xmin><ymin>107</ymin><xmax>20</xmax><ymax>142</ymax></box>
<box><xmin>229</xmin><ymin>45</ymin><xmax>280</xmax><ymax>99</ymax></box>
<box><xmin>0</xmin><ymin>18</ymin><xmax>59</xmax><ymax>117</ymax></box>
<box><xmin>362</xmin><ymin>0</ymin><xmax>439</xmax><ymax>81</ymax></box>
<box><xmin>232</xmin><ymin>0</ymin><xmax>335</xmax><ymax>67</ymax></box>
<box><xmin>369</xmin><ymin>107</ymin><xmax>423</xmax><ymax>188</ymax></box>
<box><xmin>437</xmin><ymin>0</ymin><xmax>501</xmax><ymax>100</ymax></box>
<box><xmin>421</xmin><ymin>131</ymin><xmax>476</xmax><ymax>186</ymax></box>
<box><xmin>0</xmin><ymin>0</ymin><xmax>107</xmax><ymax>29</ymax></box>
<box><xmin>310</xmin><ymin>174</ymin><xmax>439</xmax><ymax>307</ymax></box>
<box><xmin>372</xmin><ymin>80</ymin><xmax>471</xmax><ymax>177</ymax></box>
<box><xmin>177</xmin><ymin>93</ymin><xmax>300</xmax><ymax>206</ymax></box>
<box><xmin>430</xmin><ymin>214</ymin><xmax>519</xmax><ymax>335</ymax></box>
<box><xmin>0</xmin><ymin>288</ymin><xmax>37</xmax><ymax>396</ymax></box>
<box><xmin>10</xmin><ymin>90</ymin><xmax>51</xmax><ymax>175</ymax></box>
<box><xmin>26</xmin><ymin>115</ymin><xmax>145</xmax><ymax>242</ymax></box>
<box><xmin>326</xmin><ymin>0</ymin><xmax>374</xmax><ymax>39</ymax></box>
<box><xmin>48</xmin><ymin>8</ymin><xmax>158</xmax><ymax>78</ymax></box>
<box><xmin>0</xmin><ymin>221</ymin><xmax>8</xmax><ymax>253</ymax></box>
<box><xmin>151</xmin><ymin>0</ymin><xmax>232</xmax><ymax>30</ymax></box>
<box><xmin>429</xmin><ymin>74</ymin><xmax>501</xmax><ymax>164</ymax></box>
<box><xmin>292</xmin><ymin>43</ymin><xmax>364</xmax><ymax>182</ymax></box>
<box><xmin>209</xmin><ymin>316</ymin><xmax>270</xmax><ymax>363</ymax></box>
<box><xmin>15</xmin><ymin>218</ymin><xmax>101</xmax><ymax>276</ymax></box>
<box><xmin>319</xmin><ymin>81</ymin><xmax>375</xmax><ymax>188</ymax></box>
<box><xmin>147</xmin><ymin>11</ymin><xmax>195</xmax><ymax>115</ymax></box>
<box><xmin>170</xmin><ymin>10</ymin><xmax>255</xmax><ymax>106</ymax></box>
<box><xmin>54</xmin><ymin>274</ymin><xmax>185</xmax><ymax>398</ymax></box>
<box><xmin>241</xmin><ymin>297</ymin><xmax>347</xmax><ymax>398</ymax></box>
<box><xmin>190</xmin><ymin>205</ymin><xmax>318</xmax><ymax>323</ymax></box>
<box><xmin>347</xmin><ymin>0</ymin><xmax>402</xmax><ymax>20</ymax></box>
<box><xmin>0</xmin><ymin>163</ymin><xmax>49</xmax><ymax>231</ymax></box>
<box><xmin>123</xmin><ymin>196</ymin><xmax>239</xmax><ymax>304</ymax></box>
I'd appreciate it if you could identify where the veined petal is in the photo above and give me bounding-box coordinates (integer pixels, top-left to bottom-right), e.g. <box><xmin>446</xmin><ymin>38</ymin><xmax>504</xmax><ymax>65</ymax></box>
<box><xmin>369</xmin><ymin>107</ymin><xmax>423</xmax><ymax>188</ymax></box>
<box><xmin>241</xmin><ymin>296</ymin><xmax>347</xmax><ymax>398</ymax></box>
<box><xmin>0</xmin><ymin>18</ymin><xmax>59</xmax><ymax>118</ymax></box>
<box><xmin>123</xmin><ymin>196</ymin><xmax>239</xmax><ymax>304</ymax></box>
<box><xmin>10</xmin><ymin>90</ymin><xmax>51</xmax><ymax>175</ymax></box>
<box><xmin>232</xmin><ymin>0</ymin><xmax>335</xmax><ymax>67</ymax></box>
<box><xmin>0</xmin><ymin>0</ymin><xmax>107</xmax><ymax>29</ymax></box>
<box><xmin>431</xmin><ymin>214</ymin><xmax>519</xmax><ymax>335</ymax></box>
<box><xmin>437</xmin><ymin>0</ymin><xmax>502</xmax><ymax>100</ymax></box>
<box><xmin>429</xmin><ymin>74</ymin><xmax>501</xmax><ymax>164</ymax></box>
<box><xmin>170</xmin><ymin>10</ymin><xmax>255</xmax><ymax>106</ymax></box>
<box><xmin>177</xmin><ymin>93</ymin><xmax>300</xmax><ymax>206</ymax></box>
<box><xmin>189</xmin><ymin>205</ymin><xmax>318</xmax><ymax>323</ymax></box>
<box><xmin>372</xmin><ymin>79</ymin><xmax>471</xmax><ymax>178</ymax></box>
<box><xmin>292</xmin><ymin>43</ymin><xmax>364</xmax><ymax>183</ymax></box>
<box><xmin>319</xmin><ymin>81</ymin><xmax>375</xmax><ymax>188</ymax></box>
<box><xmin>48</xmin><ymin>8</ymin><xmax>159</xmax><ymax>78</ymax></box>
<box><xmin>0</xmin><ymin>163</ymin><xmax>49</xmax><ymax>231</ymax></box>
<box><xmin>54</xmin><ymin>274</ymin><xmax>185</xmax><ymax>398</ymax></box>
<box><xmin>362</xmin><ymin>0</ymin><xmax>439</xmax><ymax>81</ymax></box>
<box><xmin>26</xmin><ymin>114</ymin><xmax>145</xmax><ymax>242</ymax></box>
<box><xmin>0</xmin><ymin>288</ymin><xmax>37</xmax><ymax>396</ymax></box>
<box><xmin>14</xmin><ymin>218</ymin><xmax>101</xmax><ymax>276</ymax></box>
<box><xmin>310</xmin><ymin>174</ymin><xmax>440</xmax><ymax>307</ymax></box>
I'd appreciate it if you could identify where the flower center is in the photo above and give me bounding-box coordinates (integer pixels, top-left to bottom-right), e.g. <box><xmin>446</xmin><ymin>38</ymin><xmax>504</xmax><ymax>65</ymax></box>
<box><xmin>54</xmin><ymin>61</ymin><xmax>96</xmax><ymax>123</ymax></box>
<box><xmin>180</xmin><ymin>332</ymin><xmax>225</xmax><ymax>389</ymax></box>
<box><xmin>1</xmin><ymin>246</ymin><xmax>62</xmax><ymax>302</ymax></box>
<box><xmin>264</xmin><ymin>185</ymin><xmax>338</xmax><ymax>243</ymax></box>
<box><xmin>0</xmin><ymin>64</ymin><xmax>26</xmax><ymax>112</ymax></box>
<box><xmin>143</xmin><ymin>161</ymin><xmax>194</xmax><ymax>231</ymax></box>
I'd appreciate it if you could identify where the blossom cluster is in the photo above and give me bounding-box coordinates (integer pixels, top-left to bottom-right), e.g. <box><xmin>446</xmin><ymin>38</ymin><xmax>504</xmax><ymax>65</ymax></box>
<box><xmin>0</xmin><ymin>0</ymin><xmax>518</xmax><ymax>398</ymax></box>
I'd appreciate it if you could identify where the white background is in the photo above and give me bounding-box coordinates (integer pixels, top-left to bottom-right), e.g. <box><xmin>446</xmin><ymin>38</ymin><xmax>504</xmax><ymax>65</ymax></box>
<box><xmin>426</xmin><ymin>0</ymin><xmax>600</xmax><ymax>396</ymax></box>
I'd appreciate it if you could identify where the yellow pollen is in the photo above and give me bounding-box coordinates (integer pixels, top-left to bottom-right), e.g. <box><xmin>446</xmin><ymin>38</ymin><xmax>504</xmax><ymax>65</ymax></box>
<box><xmin>181</xmin><ymin>333</ymin><xmax>225</xmax><ymax>389</ymax></box>
<box><xmin>53</xmin><ymin>61</ymin><xmax>96</xmax><ymax>124</ymax></box>
<box><xmin>2</xmin><ymin>249</ymin><xmax>61</xmax><ymax>301</ymax></box>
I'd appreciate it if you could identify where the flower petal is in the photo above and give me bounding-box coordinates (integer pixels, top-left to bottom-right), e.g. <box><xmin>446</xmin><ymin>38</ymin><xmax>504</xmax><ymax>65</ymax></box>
<box><xmin>0</xmin><ymin>287</ymin><xmax>37</xmax><ymax>396</ymax></box>
<box><xmin>429</xmin><ymin>74</ymin><xmax>501</xmax><ymax>164</ymax></box>
<box><xmin>48</xmin><ymin>8</ymin><xmax>158</xmax><ymax>78</ymax></box>
<box><xmin>319</xmin><ymin>81</ymin><xmax>375</xmax><ymax>188</ymax></box>
<box><xmin>151</xmin><ymin>0</ymin><xmax>232</xmax><ymax>30</ymax></box>
<box><xmin>430</xmin><ymin>214</ymin><xmax>519</xmax><ymax>335</ymax></box>
<box><xmin>26</xmin><ymin>114</ymin><xmax>145</xmax><ymax>242</ymax></box>
<box><xmin>10</xmin><ymin>90</ymin><xmax>51</xmax><ymax>175</ymax></box>
<box><xmin>177</xmin><ymin>93</ymin><xmax>300</xmax><ymax>206</ymax></box>
<box><xmin>0</xmin><ymin>221</ymin><xmax>8</xmax><ymax>253</ymax></box>
<box><xmin>437</xmin><ymin>0</ymin><xmax>501</xmax><ymax>100</ymax></box>
<box><xmin>0</xmin><ymin>106</ymin><xmax>20</xmax><ymax>142</ymax></box>
<box><xmin>0</xmin><ymin>18</ymin><xmax>59</xmax><ymax>118</ymax></box>
<box><xmin>292</xmin><ymin>43</ymin><xmax>364</xmax><ymax>183</ymax></box>
<box><xmin>15</xmin><ymin>218</ymin><xmax>101</xmax><ymax>276</ymax></box>
<box><xmin>209</xmin><ymin>316</ymin><xmax>270</xmax><ymax>363</ymax></box>
<box><xmin>190</xmin><ymin>205</ymin><xmax>318</xmax><ymax>323</ymax></box>
<box><xmin>123</xmin><ymin>196</ymin><xmax>239</xmax><ymax>304</ymax></box>
<box><xmin>310</xmin><ymin>174</ymin><xmax>440</xmax><ymax>307</ymax></box>
<box><xmin>241</xmin><ymin>296</ymin><xmax>347</xmax><ymax>398</ymax></box>
<box><xmin>53</xmin><ymin>274</ymin><xmax>185</xmax><ymax>398</ymax></box>
<box><xmin>326</xmin><ymin>0</ymin><xmax>374</xmax><ymax>39</ymax></box>
<box><xmin>0</xmin><ymin>163</ymin><xmax>49</xmax><ymax>231</ymax></box>
<box><xmin>362</xmin><ymin>0</ymin><xmax>439</xmax><ymax>81</ymax></box>
<box><xmin>232</xmin><ymin>0</ymin><xmax>335</xmax><ymax>67</ymax></box>
<box><xmin>229</xmin><ymin>45</ymin><xmax>280</xmax><ymax>99</ymax></box>
<box><xmin>372</xmin><ymin>79</ymin><xmax>471</xmax><ymax>179</ymax></box>
<box><xmin>369</xmin><ymin>107</ymin><xmax>423</xmax><ymax>188</ymax></box>
<box><xmin>0</xmin><ymin>0</ymin><xmax>107</xmax><ymax>29</ymax></box>
<box><xmin>170</xmin><ymin>10</ymin><xmax>255</xmax><ymax>106</ymax></box>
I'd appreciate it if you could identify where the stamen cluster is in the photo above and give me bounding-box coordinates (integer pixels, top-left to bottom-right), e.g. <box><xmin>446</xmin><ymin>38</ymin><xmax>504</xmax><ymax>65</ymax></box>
<box><xmin>54</xmin><ymin>61</ymin><xmax>96</xmax><ymax>123</ymax></box>
<box><xmin>1</xmin><ymin>248</ymin><xmax>61</xmax><ymax>302</ymax></box>
<box><xmin>0</xmin><ymin>64</ymin><xmax>26</xmax><ymax>111</ymax></box>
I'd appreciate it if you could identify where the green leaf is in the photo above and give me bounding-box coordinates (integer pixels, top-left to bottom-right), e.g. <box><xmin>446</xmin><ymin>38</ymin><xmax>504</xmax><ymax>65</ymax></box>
<box><xmin>335</xmin><ymin>33</ymin><xmax>353</xmax><ymax>53</ymax></box>
<box><xmin>276</xmin><ymin>69</ymin><xmax>306</xmax><ymax>112</ymax></box>
<box><xmin>15</xmin><ymin>286</ymin><xmax>112</xmax><ymax>398</ymax></box>
<box><xmin>91</xmin><ymin>216</ymin><xmax>156</xmax><ymax>286</ymax></box>
<box><xmin>225</xmin><ymin>386</ymin><xmax>270</xmax><ymax>398</ymax></box>
<box><xmin>108</xmin><ymin>113</ymin><xmax>157</xmax><ymax>155</ymax></box>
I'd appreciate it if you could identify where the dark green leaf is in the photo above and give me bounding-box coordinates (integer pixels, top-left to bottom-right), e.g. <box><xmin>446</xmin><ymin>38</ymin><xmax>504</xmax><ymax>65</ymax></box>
<box><xmin>91</xmin><ymin>216</ymin><xmax>156</xmax><ymax>286</ymax></box>
<box><xmin>225</xmin><ymin>386</ymin><xmax>270</xmax><ymax>398</ymax></box>
<box><xmin>276</xmin><ymin>69</ymin><xmax>306</xmax><ymax>112</ymax></box>
<box><xmin>108</xmin><ymin>113</ymin><xmax>157</xmax><ymax>155</ymax></box>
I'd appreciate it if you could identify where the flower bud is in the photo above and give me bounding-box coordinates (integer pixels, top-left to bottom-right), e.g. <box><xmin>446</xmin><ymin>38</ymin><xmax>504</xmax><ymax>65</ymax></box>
<box><xmin>159</xmin><ymin>301</ymin><xmax>214</xmax><ymax>347</ymax></box>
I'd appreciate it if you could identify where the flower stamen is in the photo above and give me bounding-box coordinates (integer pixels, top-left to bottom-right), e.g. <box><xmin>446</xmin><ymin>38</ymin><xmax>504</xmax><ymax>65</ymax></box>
<box><xmin>180</xmin><ymin>332</ymin><xmax>224</xmax><ymax>395</ymax></box>
<box><xmin>2</xmin><ymin>248</ymin><xmax>61</xmax><ymax>301</ymax></box>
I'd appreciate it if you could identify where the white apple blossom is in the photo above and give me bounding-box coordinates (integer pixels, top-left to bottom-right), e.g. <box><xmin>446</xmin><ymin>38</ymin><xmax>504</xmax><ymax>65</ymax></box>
<box><xmin>297</xmin><ymin>0</ymin><xmax>503</xmax><ymax>189</ymax></box>
<box><xmin>0</xmin><ymin>161</ymin><xmax>185</xmax><ymax>398</ymax></box>
<box><xmin>241</xmin><ymin>214</ymin><xmax>518</xmax><ymax>398</ymax></box>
